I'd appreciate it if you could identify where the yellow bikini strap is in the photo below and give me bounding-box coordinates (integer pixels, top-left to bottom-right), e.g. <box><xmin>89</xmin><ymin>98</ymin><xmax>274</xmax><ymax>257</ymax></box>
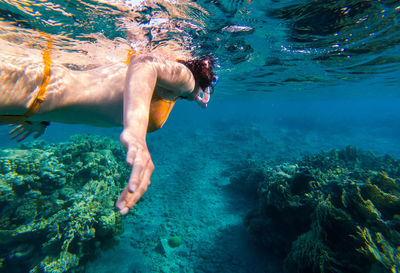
<box><xmin>25</xmin><ymin>36</ymin><xmax>53</xmax><ymax>117</ymax></box>
<box><xmin>125</xmin><ymin>49</ymin><xmax>136</xmax><ymax>65</ymax></box>
<box><xmin>0</xmin><ymin>35</ymin><xmax>53</xmax><ymax>124</ymax></box>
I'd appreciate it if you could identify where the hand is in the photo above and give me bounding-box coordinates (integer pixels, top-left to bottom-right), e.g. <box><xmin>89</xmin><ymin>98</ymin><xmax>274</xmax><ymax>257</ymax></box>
<box><xmin>9</xmin><ymin>121</ymin><xmax>50</xmax><ymax>142</ymax></box>
<box><xmin>116</xmin><ymin>131</ymin><xmax>154</xmax><ymax>215</ymax></box>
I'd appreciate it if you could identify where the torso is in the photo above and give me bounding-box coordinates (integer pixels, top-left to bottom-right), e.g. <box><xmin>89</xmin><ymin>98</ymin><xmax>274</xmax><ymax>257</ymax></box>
<box><xmin>0</xmin><ymin>53</ymin><xmax>179</xmax><ymax>129</ymax></box>
<box><xmin>27</xmin><ymin>62</ymin><xmax>127</xmax><ymax>127</ymax></box>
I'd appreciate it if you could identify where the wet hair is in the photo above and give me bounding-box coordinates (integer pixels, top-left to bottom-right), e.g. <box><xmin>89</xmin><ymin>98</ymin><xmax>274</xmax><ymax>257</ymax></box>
<box><xmin>178</xmin><ymin>57</ymin><xmax>216</xmax><ymax>93</ymax></box>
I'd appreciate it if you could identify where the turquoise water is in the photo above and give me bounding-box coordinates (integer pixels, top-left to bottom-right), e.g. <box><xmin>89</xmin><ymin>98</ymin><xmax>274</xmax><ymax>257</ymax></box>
<box><xmin>1</xmin><ymin>0</ymin><xmax>400</xmax><ymax>272</ymax></box>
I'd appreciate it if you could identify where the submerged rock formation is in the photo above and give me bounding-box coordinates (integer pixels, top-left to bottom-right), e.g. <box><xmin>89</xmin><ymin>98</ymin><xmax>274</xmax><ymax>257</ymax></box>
<box><xmin>242</xmin><ymin>146</ymin><xmax>400</xmax><ymax>273</ymax></box>
<box><xmin>0</xmin><ymin>135</ymin><xmax>129</xmax><ymax>273</ymax></box>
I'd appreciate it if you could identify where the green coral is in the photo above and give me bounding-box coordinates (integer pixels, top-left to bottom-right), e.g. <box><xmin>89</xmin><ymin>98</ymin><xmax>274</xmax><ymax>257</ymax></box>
<box><xmin>243</xmin><ymin>146</ymin><xmax>400</xmax><ymax>273</ymax></box>
<box><xmin>0</xmin><ymin>135</ymin><xmax>129</xmax><ymax>273</ymax></box>
<box><xmin>167</xmin><ymin>236</ymin><xmax>182</xmax><ymax>248</ymax></box>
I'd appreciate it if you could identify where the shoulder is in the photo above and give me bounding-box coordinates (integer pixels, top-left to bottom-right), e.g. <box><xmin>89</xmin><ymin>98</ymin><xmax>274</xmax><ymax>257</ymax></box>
<box><xmin>128</xmin><ymin>53</ymin><xmax>188</xmax><ymax>71</ymax></box>
<box><xmin>128</xmin><ymin>53</ymin><xmax>192</xmax><ymax>79</ymax></box>
<box><xmin>128</xmin><ymin>53</ymin><xmax>165</xmax><ymax>66</ymax></box>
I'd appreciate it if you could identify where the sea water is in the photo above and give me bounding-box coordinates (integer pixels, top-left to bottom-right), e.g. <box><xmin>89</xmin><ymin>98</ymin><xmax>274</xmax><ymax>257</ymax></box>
<box><xmin>0</xmin><ymin>1</ymin><xmax>399</xmax><ymax>273</ymax></box>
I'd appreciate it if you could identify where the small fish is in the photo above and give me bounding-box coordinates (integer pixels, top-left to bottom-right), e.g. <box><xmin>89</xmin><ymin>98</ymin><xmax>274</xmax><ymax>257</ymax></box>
<box><xmin>222</xmin><ymin>25</ymin><xmax>253</xmax><ymax>33</ymax></box>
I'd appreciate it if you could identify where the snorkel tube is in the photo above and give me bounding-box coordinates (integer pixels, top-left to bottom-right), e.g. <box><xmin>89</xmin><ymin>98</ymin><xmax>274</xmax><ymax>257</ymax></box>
<box><xmin>195</xmin><ymin>87</ymin><xmax>211</xmax><ymax>108</ymax></box>
<box><xmin>194</xmin><ymin>74</ymin><xmax>218</xmax><ymax>108</ymax></box>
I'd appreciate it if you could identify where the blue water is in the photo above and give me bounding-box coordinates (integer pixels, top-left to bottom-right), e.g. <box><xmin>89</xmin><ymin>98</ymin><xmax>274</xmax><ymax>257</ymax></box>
<box><xmin>1</xmin><ymin>0</ymin><xmax>400</xmax><ymax>272</ymax></box>
<box><xmin>3</xmin><ymin>89</ymin><xmax>399</xmax><ymax>158</ymax></box>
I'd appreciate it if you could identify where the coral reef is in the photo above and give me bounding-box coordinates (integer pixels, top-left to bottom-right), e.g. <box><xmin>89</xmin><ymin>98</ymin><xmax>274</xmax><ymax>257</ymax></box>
<box><xmin>224</xmin><ymin>159</ymin><xmax>269</xmax><ymax>197</ymax></box>
<box><xmin>243</xmin><ymin>146</ymin><xmax>400</xmax><ymax>273</ymax></box>
<box><xmin>0</xmin><ymin>135</ymin><xmax>129</xmax><ymax>273</ymax></box>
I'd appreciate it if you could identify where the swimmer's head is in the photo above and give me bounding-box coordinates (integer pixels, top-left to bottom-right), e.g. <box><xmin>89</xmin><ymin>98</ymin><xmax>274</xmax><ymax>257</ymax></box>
<box><xmin>179</xmin><ymin>57</ymin><xmax>218</xmax><ymax>108</ymax></box>
<box><xmin>179</xmin><ymin>57</ymin><xmax>217</xmax><ymax>93</ymax></box>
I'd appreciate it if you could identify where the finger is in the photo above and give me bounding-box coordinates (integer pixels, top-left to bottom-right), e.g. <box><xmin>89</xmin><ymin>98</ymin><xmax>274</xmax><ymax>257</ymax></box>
<box><xmin>126</xmin><ymin>146</ymin><xmax>141</xmax><ymax>166</ymax></box>
<box><xmin>17</xmin><ymin>131</ymin><xmax>32</xmax><ymax>142</ymax></box>
<box><xmin>116</xmin><ymin>176</ymin><xmax>150</xmax><ymax>215</ymax></box>
<box><xmin>126</xmin><ymin>160</ymin><xmax>153</xmax><ymax>206</ymax></box>
<box><xmin>9</xmin><ymin>128</ymin><xmax>25</xmax><ymax>140</ymax></box>
<box><xmin>127</xmin><ymin>165</ymin><xmax>145</xmax><ymax>193</ymax></box>
<box><xmin>126</xmin><ymin>150</ymin><xmax>147</xmax><ymax>193</ymax></box>
<box><xmin>116</xmin><ymin>160</ymin><xmax>154</xmax><ymax>215</ymax></box>
<box><xmin>115</xmin><ymin>160</ymin><xmax>146</xmax><ymax>212</ymax></box>
<box><xmin>9</xmin><ymin>125</ymin><xmax>23</xmax><ymax>135</ymax></box>
<box><xmin>115</xmin><ymin>187</ymin><xmax>134</xmax><ymax>215</ymax></box>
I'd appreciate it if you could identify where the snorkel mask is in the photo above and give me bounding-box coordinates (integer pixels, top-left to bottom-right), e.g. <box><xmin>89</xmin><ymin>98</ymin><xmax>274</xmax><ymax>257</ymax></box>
<box><xmin>179</xmin><ymin>57</ymin><xmax>218</xmax><ymax>108</ymax></box>
<box><xmin>195</xmin><ymin>74</ymin><xmax>218</xmax><ymax>108</ymax></box>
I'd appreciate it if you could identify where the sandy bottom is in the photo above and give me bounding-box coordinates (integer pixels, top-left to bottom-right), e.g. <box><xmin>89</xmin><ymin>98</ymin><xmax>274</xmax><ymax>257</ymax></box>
<box><xmin>84</xmin><ymin>115</ymin><xmax>399</xmax><ymax>273</ymax></box>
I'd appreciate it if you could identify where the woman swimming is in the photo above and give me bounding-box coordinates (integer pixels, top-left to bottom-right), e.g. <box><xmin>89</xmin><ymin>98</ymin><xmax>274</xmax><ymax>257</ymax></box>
<box><xmin>0</xmin><ymin>50</ymin><xmax>217</xmax><ymax>215</ymax></box>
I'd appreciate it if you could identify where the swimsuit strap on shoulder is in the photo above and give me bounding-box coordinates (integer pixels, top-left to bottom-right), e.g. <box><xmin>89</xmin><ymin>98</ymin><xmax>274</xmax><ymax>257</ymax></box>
<box><xmin>0</xmin><ymin>34</ymin><xmax>53</xmax><ymax>125</ymax></box>
<box><xmin>125</xmin><ymin>49</ymin><xmax>136</xmax><ymax>65</ymax></box>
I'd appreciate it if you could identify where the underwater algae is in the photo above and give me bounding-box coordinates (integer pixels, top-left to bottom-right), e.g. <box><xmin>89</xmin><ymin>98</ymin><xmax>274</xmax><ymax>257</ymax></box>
<box><xmin>242</xmin><ymin>146</ymin><xmax>400</xmax><ymax>273</ymax></box>
<box><xmin>0</xmin><ymin>135</ymin><xmax>129</xmax><ymax>273</ymax></box>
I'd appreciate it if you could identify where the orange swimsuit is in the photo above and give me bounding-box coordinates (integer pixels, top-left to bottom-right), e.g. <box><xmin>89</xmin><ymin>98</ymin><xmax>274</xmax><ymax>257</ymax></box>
<box><xmin>147</xmin><ymin>92</ymin><xmax>176</xmax><ymax>132</ymax></box>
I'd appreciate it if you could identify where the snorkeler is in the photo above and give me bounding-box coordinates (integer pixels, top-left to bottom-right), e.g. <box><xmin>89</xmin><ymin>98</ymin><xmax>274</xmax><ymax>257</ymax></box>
<box><xmin>0</xmin><ymin>52</ymin><xmax>217</xmax><ymax>215</ymax></box>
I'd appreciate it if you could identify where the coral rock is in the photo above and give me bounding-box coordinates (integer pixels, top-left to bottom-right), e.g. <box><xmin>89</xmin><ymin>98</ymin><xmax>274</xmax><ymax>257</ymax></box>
<box><xmin>242</xmin><ymin>146</ymin><xmax>400</xmax><ymax>273</ymax></box>
<box><xmin>0</xmin><ymin>135</ymin><xmax>130</xmax><ymax>273</ymax></box>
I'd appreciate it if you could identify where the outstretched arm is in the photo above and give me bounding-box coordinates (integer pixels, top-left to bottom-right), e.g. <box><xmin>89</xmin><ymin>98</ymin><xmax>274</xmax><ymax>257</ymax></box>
<box><xmin>116</xmin><ymin>57</ymin><xmax>156</xmax><ymax>215</ymax></box>
<box><xmin>115</xmin><ymin>54</ymin><xmax>196</xmax><ymax>215</ymax></box>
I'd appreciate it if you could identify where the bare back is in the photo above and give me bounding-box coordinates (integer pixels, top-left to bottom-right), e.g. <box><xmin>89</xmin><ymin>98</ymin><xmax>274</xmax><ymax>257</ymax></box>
<box><xmin>0</xmin><ymin>53</ymin><xmax>196</xmax><ymax>127</ymax></box>
<box><xmin>0</xmin><ymin>52</ymin><xmax>127</xmax><ymax>126</ymax></box>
